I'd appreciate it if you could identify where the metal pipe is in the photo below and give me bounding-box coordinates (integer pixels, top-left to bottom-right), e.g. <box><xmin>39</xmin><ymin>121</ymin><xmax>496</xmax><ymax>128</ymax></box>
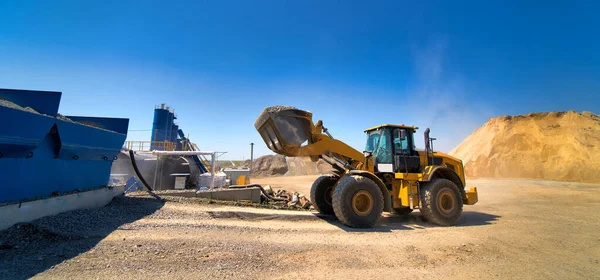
<box><xmin>152</xmin><ymin>151</ymin><xmax>215</xmax><ymax>156</ymax></box>
<box><xmin>153</xmin><ymin>155</ymin><xmax>159</xmax><ymax>189</ymax></box>
<box><xmin>210</xmin><ymin>152</ymin><xmax>216</xmax><ymax>189</ymax></box>
<box><xmin>158</xmin><ymin>155</ymin><xmax>164</xmax><ymax>190</ymax></box>
<box><xmin>228</xmin><ymin>184</ymin><xmax>288</xmax><ymax>201</ymax></box>
<box><xmin>249</xmin><ymin>143</ymin><xmax>254</xmax><ymax>181</ymax></box>
<box><xmin>322</xmin><ymin>126</ymin><xmax>333</xmax><ymax>139</ymax></box>
<box><xmin>128</xmin><ymin>150</ymin><xmax>162</xmax><ymax>200</ymax></box>
<box><xmin>329</xmin><ymin>153</ymin><xmax>355</xmax><ymax>170</ymax></box>
<box><xmin>321</xmin><ymin>156</ymin><xmax>345</xmax><ymax>172</ymax></box>
<box><xmin>424</xmin><ymin>128</ymin><xmax>431</xmax><ymax>165</ymax></box>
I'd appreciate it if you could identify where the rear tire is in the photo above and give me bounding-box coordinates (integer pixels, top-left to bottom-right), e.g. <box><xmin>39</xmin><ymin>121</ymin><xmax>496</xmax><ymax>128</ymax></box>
<box><xmin>332</xmin><ymin>175</ymin><xmax>384</xmax><ymax>228</ymax></box>
<box><xmin>392</xmin><ymin>207</ymin><xmax>413</xmax><ymax>216</ymax></box>
<box><xmin>310</xmin><ymin>175</ymin><xmax>338</xmax><ymax>215</ymax></box>
<box><xmin>420</xmin><ymin>178</ymin><xmax>463</xmax><ymax>226</ymax></box>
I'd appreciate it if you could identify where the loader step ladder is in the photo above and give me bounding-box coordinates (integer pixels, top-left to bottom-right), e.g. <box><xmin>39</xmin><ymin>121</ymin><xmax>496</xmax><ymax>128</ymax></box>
<box><xmin>408</xmin><ymin>181</ymin><xmax>421</xmax><ymax>209</ymax></box>
<box><xmin>177</xmin><ymin>129</ymin><xmax>209</xmax><ymax>174</ymax></box>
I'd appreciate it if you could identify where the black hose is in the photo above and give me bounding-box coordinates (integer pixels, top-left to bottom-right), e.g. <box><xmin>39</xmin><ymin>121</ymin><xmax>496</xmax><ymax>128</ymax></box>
<box><xmin>128</xmin><ymin>150</ymin><xmax>163</xmax><ymax>200</ymax></box>
<box><xmin>228</xmin><ymin>184</ymin><xmax>288</xmax><ymax>201</ymax></box>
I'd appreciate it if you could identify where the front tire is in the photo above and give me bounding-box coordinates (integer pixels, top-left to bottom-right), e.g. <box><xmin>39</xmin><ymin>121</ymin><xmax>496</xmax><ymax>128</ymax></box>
<box><xmin>310</xmin><ymin>175</ymin><xmax>339</xmax><ymax>215</ymax></box>
<box><xmin>332</xmin><ymin>175</ymin><xmax>384</xmax><ymax>228</ymax></box>
<box><xmin>420</xmin><ymin>178</ymin><xmax>463</xmax><ymax>226</ymax></box>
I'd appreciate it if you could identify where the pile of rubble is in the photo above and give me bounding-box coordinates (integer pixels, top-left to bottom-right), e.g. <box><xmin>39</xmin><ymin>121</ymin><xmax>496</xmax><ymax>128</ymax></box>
<box><xmin>262</xmin><ymin>185</ymin><xmax>312</xmax><ymax>210</ymax></box>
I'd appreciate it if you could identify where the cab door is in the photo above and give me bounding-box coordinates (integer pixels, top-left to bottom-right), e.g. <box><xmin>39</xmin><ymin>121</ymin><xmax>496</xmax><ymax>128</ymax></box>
<box><xmin>393</xmin><ymin>128</ymin><xmax>420</xmax><ymax>173</ymax></box>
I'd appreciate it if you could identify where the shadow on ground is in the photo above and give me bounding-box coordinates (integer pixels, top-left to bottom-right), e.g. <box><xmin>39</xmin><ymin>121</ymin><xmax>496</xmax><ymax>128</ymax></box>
<box><xmin>316</xmin><ymin>211</ymin><xmax>501</xmax><ymax>232</ymax></box>
<box><xmin>0</xmin><ymin>196</ymin><xmax>164</xmax><ymax>280</ymax></box>
<box><xmin>207</xmin><ymin>210</ymin><xmax>317</xmax><ymax>221</ymax></box>
<box><xmin>203</xmin><ymin>208</ymin><xmax>500</xmax><ymax>233</ymax></box>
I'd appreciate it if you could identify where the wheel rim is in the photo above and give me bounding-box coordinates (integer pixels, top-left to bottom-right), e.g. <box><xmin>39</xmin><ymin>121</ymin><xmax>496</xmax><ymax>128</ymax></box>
<box><xmin>352</xmin><ymin>190</ymin><xmax>374</xmax><ymax>216</ymax></box>
<box><xmin>325</xmin><ymin>186</ymin><xmax>333</xmax><ymax>206</ymax></box>
<box><xmin>437</xmin><ymin>189</ymin><xmax>456</xmax><ymax>215</ymax></box>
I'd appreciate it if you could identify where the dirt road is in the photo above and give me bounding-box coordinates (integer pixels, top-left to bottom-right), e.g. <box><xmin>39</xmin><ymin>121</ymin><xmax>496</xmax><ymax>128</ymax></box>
<box><xmin>1</xmin><ymin>177</ymin><xmax>599</xmax><ymax>279</ymax></box>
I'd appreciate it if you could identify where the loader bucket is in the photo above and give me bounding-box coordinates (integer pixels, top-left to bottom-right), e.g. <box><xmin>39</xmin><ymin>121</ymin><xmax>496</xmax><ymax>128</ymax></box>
<box><xmin>254</xmin><ymin>106</ymin><xmax>314</xmax><ymax>155</ymax></box>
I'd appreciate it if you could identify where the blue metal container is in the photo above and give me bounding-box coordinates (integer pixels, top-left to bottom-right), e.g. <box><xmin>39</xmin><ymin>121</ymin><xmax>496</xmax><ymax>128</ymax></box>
<box><xmin>151</xmin><ymin>107</ymin><xmax>170</xmax><ymax>149</ymax></box>
<box><xmin>0</xmin><ymin>88</ymin><xmax>129</xmax><ymax>203</ymax></box>
<box><xmin>150</xmin><ymin>105</ymin><xmax>179</xmax><ymax>150</ymax></box>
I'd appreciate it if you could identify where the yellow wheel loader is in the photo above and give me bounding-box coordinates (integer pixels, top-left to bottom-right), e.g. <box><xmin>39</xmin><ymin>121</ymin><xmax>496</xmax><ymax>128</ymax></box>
<box><xmin>254</xmin><ymin>106</ymin><xmax>478</xmax><ymax>228</ymax></box>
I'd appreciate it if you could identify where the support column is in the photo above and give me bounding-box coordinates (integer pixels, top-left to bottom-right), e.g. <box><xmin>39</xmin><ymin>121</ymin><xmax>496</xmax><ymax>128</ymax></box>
<box><xmin>210</xmin><ymin>152</ymin><xmax>216</xmax><ymax>189</ymax></box>
<box><xmin>249</xmin><ymin>143</ymin><xmax>254</xmax><ymax>182</ymax></box>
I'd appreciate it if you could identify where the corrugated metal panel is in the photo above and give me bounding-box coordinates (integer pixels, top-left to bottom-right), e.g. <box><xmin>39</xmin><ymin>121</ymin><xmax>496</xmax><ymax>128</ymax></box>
<box><xmin>0</xmin><ymin>88</ymin><xmax>129</xmax><ymax>203</ymax></box>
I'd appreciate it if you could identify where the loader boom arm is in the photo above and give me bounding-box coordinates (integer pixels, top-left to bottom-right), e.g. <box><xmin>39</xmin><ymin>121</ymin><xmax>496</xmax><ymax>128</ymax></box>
<box><xmin>280</xmin><ymin>134</ymin><xmax>366</xmax><ymax>167</ymax></box>
<box><xmin>254</xmin><ymin>106</ymin><xmax>368</xmax><ymax>170</ymax></box>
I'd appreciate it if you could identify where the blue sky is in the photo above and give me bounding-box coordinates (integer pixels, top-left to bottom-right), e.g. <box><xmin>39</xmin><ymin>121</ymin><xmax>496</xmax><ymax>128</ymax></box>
<box><xmin>1</xmin><ymin>1</ymin><xmax>598</xmax><ymax>160</ymax></box>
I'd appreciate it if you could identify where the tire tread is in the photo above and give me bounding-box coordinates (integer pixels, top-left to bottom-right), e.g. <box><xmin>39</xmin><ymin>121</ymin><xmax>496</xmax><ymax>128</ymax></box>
<box><xmin>420</xmin><ymin>178</ymin><xmax>463</xmax><ymax>226</ymax></box>
<box><xmin>332</xmin><ymin>175</ymin><xmax>384</xmax><ymax>228</ymax></box>
<box><xmin>310</xmin><ymin>174</ymin><xmax>338</xmax><ymax>215</ymax></box>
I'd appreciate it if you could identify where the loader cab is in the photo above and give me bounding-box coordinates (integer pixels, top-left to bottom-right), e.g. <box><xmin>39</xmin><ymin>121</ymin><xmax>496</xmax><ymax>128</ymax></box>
<box><xmin>364</xmin><ymin>125</ymin><xmax>420</xmax><ymax>174</ymax></box>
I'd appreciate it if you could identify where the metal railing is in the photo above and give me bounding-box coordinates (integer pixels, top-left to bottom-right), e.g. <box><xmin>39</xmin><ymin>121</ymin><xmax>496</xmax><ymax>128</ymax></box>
<box><xmin>124</xmin><ymin>141</ymin><xmax>175</xmax><ymax>152</ymax></box>
<box><xmin>154</xmin><ymin>104</ymin><xmax>177</xmax><ymax>118</ymax></box>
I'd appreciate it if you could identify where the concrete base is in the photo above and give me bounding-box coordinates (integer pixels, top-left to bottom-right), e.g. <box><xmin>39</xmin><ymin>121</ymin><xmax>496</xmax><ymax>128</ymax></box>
<box><xmin>0</xmin><ymin>186</ymin><xmax>125</xmax><ymax>231</ymax></box>
<box><xmin>196</xmin><ymin>187</ymin><xmax>262</xmax><ymax>203</ymax></box>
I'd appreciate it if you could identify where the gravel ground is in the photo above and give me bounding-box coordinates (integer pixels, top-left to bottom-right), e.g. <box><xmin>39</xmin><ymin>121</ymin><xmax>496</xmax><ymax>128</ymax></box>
<box><xmin>0</xmin><ymin>178</ymin><xmax>599</xmax><ymax>280</ymax></box>
<box><xmin>0</xmin><ymin>196</ymin><xmax>165</xmax><ymax>280</ymax></box>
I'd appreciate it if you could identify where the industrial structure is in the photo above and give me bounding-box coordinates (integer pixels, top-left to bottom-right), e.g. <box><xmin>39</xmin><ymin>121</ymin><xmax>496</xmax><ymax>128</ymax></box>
<box><xmin>116</xmin><ymin>104</ymin><xmax>244</xmax><ymax>191</ymax></box>
<box><xmin>0</xmin><ymin>88</ymin><xmax>129</xmax><ymax>229</ymax></box>
<box><xmin>0</xmin><ymin>94</ymin><xmax>248</xmax><ymax>230</ymax></box>
<box><xmin>150</xmin><ymin>104</ymin><xmax>179</xmax><ymax>151</ymax></box>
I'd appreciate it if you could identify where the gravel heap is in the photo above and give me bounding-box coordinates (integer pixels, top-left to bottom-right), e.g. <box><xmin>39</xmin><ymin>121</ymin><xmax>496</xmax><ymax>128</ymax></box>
<box><xmin>0</xmin><ymin>99</ymin><xmax>41</xmax><ymax>115</ymax></box>
<box><xmin>242</xmin><ymin>154</ymin><xmax>289</xmax><ymax>177</ymax></box>
<box><xmin>253</xmin><ymin>105</ymin><xmax>297</xmax><ymax>130</ymax></box>
<box><xmin>56</xmin><ymin>114</ymin><xmax>74</xmax><ymax>122</ymax></box>
<box><xmin>56</xmin><ymin>113</ymin><xmax>118</xmax><ymax>133</ymax></box>
<box><xmin>450</xmin><ymin>110</ymin><xmax>600</xmax><ymax>183</ymax></box>
<box><xmin>0</xmin><ymin>99</ymin><xmax>119</xmax><ymax>133</ymax></box>
<box><xmin>238</xmin><ymin>154</ymin><xmax>334</xmax><ymax>177</ymax></box>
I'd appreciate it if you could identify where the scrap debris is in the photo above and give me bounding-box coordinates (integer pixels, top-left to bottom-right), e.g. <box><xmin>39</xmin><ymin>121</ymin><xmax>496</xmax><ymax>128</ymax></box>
<box><xmin>264</xmin><ymin>186</ymin><xmax>312</xmax><ymax>210</ymax></box>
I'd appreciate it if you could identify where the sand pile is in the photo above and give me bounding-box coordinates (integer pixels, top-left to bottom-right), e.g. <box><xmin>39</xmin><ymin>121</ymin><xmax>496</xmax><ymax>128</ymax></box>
<box><xmin>450</xmin><ymin>111</ymin><xmax>600</xmax><ymax>183</ymax></box>
<box><xmin>285</xmin><ymin>157</ymin><xmax>335</xmax><ymax>176</ymax></box>
<box><xmin>240</xmin><ymin>155</ymin><xmax>334</xmax><ymax>178</ymax></box>
<box><xmin>243</xmin><ymin>155</ymin><xmax>289</xmax><ymax>177</ymax></box>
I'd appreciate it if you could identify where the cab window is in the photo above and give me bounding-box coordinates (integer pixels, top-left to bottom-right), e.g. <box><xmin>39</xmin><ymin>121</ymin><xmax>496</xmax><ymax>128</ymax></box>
<box><xmin>393</xmin><ymin>129</ymin><xmax>410</xmax><ymax>154</ymax></box>
<box><xmin>375</xmin><ymin>129</ymin><xmax>392</xmax><ymax>163</ymax></box>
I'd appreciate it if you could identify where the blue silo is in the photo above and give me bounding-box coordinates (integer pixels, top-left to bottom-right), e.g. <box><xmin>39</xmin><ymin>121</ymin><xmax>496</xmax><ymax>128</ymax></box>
<box><xmin>151</xmin><ymin>104</ymin><xmax>172</xmax><ymax>150</ymax></box>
